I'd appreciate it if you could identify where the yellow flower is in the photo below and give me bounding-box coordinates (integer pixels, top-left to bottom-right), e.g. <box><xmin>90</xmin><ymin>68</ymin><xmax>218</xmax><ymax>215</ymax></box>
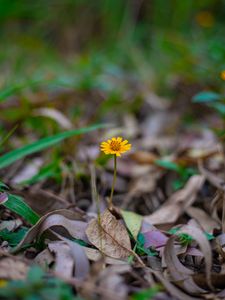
<box><xmin>221</xmin><ymin>70</ymin><xmax>225</xmax><ymax>81</ymax></box>
<box><xmin>0</xmin><ymin>279</ymin><xmax>7</xmax><ymax>288</ymax></box>
<box><xmin>195</xmin><ymin>11</ymin><xmax>214</xmax><ymax>27</ymax></box>
<box><xmin>100</xmin><ymin>137</ymin><xmax>131</xmax><ymax>156</ymax></box>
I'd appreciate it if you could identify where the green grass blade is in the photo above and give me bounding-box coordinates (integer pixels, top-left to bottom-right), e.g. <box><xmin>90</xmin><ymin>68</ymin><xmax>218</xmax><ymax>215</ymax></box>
<box><xmin>0</xmin><ymin>123</ymin><xmax>108</xmax><ymax>169</ymax></box>
<box><xmin>3</xmin><ymin>194</ymin><xmax>40</xmax><ymax>225</ymax></box>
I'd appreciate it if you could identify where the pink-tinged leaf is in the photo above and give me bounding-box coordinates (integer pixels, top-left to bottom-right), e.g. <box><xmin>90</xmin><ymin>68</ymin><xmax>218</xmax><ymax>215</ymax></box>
<box><xmin>0</xmin><ymin>192</ymin><xmax>8</xmax><ymax>204</ymax></box>
<box><xmin>143</xmin><ymin>230</ymin><xmax>168</xmax><ymax>248</ymax></box>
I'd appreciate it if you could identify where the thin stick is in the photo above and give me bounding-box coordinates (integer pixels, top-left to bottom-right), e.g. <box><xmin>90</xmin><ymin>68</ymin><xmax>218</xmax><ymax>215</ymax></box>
<box><xmin>109</xmin><ymin>154</ymin><xmax>117</xmax><ymax>208</ymax></box>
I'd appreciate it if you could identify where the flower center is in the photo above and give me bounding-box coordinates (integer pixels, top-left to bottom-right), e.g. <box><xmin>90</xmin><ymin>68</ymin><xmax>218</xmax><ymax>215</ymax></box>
<box><xmin>110</xmin><ymin>141</ymin><xmax>121</xmax><ymax>151</ymax></box>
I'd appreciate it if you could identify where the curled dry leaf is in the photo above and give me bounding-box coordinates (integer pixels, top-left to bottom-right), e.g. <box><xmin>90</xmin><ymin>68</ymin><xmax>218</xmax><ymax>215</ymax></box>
<box><xmin>144</xmin><ymin>175</ymin><xmax>205</xmax><ymax>225</ymax></box>
<box><xmin>152</xmin><ymin>270</ymin><xmax>203</xmax><ymax>300</ymax></box>
<box><xmin>198</xmin><ymin>161</ymin><xmax>225</xmax><ymax>191</ymax></box>
<box><xmin>186</xmin><ymin>206</ymin><xmax>220</xmax><ymax>233</ymax></box>
<box><xmin>53</xmin><ymin>232</ymin><xmax>90</xmax><ymax>279</ymax></box>
<box><xmin>48</xmin><ymin>241</ymin><xmax>74</xmax><ymax>279</ymax></box>
<box><xmin>164</xmin><ymin>235</ymin><xmax>206</xmax><ymax>295</ymax></box>
<box><xmin>12</xmin><ymin>209</ymin><xmax>87</xmax><ymax>253</ymax></box>
<box><xmin>86</xmin><ymin>209</ymin><xmax>132</xmax><ymax>260</ymax></box>
<box><xmin>34</xmin><ymin>248</ymin><xmax>54</xmax><ymax>269</ymax></box>
<box><xmin>178</xmin><ymin>225</ymin><xmax>213</xmax><ymax>290</ymax></box>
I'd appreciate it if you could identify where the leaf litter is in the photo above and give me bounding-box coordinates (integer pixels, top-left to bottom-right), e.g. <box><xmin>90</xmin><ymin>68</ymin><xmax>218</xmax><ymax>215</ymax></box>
<box><xmin>1</xmin><ymin>87</ymin><xmax>225</xmax><ymax>300</ymax></box>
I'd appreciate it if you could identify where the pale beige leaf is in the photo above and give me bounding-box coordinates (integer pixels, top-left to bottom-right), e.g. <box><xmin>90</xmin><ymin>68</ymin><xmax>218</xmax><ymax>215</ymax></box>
<box><xmin>186</xmin><ymin>206</ymin><xmax>220</xmax><ymax>233</ymax></box>
<box><xmin>0</xmin><ymin>258</ymin><xmax>29</xmax><ymax>280</ymax></box>
<box><xmin>48</xmin><ymin>241</ymin><xmax>74</xmax><ymax>278</ymax></box>
<box><xmin>144</xmin><ymin>175</ymin><xmax>204</xmax><ymax>225</ymax></box>
<box><xmin>178</xmin><ymin>225</ymin><xmax>213</xmax><ymax>290</ymax></box>
<box><xmin>84</xmin><ymin>248</ymin><xmax>128</xmax><ymax>265</ymax></box>
<box><xmin>86</xmin><ymin>209</ymin><xmax>132</xmax><ymax>259</ymax></box>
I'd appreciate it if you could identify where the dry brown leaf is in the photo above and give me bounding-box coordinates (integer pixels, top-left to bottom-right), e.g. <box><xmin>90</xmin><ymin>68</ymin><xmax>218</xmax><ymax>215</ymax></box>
<box><xmin>86</xmin><ymin>209</ymin><xmax>132</xmax><ymax>260</ymax></box>
<box><xmin>34</xmin><ymin>248</ymin><xmax>54</xmax><ymax>269</ymax></box>
<box><xmin>130</xmin><ymin>151</ymin><xmax>158</xmax><ymax>164</ymax></box>
<box><xmin>186</xmin><ymin>206</ymin><xmax>220</xmax><ymax>233</ymax></box>
<box><xmin>178</xmin><ymin>225</ymin><xmax>213</xmax><ymax>290</ymax></box>
<box><xmin>48</xmin><ymin>241</ymin><xmax>74</xmax><ymax>278</ymax></box>
<box><xmin>84</xmin><ymin>248</ymin><xmax>128</xmax><ymax>265</ymax></box>
<box><xmin>13</xmin><ymin>188</ymin><xmax>69</xmax><ymax>215</ymax></box>
<box><xmin>144</xmin><ymin>175</ymin><xmax>205</xmax><ymax>225</ymax></box>
<box><xmin>13</xmin><ymin>209</ymin><xmax>86</xmax><ymax>253</ymax></box>
<box><xmin>52</xmin><ymin>232</ymin><xmax>90</xmax><ymax>279</ymax></box>
<box><xmin>0</xmin><ymin>219</ymin><xmax>22</xmax><ymax>231</ymax></box>
<box><xmin>97</xmin><ymin>265</ymin><xmax>130</xmax><ymax>300</ymax></box>
<box><xmin>198</xmin><ymin>161</ymin><xmax>225</xmax><ymax>191</ymax></box>
<box><xmin>0</xmin><ymin>257</ymin><xmax>29</xmax><ymax>280</ymax></box>
<box><xmin>164</xmin><ymin>236</ymin><xmax>206</xmax><ymax>294</ymax></box>
<box><xmin>153</xmin><ymin>270</ymin><xmax>203</xmax><ymax>300</ymax></box>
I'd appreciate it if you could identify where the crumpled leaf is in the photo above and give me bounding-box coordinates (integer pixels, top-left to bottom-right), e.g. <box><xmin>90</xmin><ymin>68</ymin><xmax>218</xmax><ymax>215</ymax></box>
<box><xmin>144</xmin><ymin>175</ymin><xmax>204</xmax><ymax>225</ymax></box>
<box><xmin>121</xmin><ymin>210</ymin><xmax>142</xmax><ymax>240</ymax></box>
<box><xmin>86</xmin><ymin>209</ymin><xmax>132</xmax><ymax>260</ymax></box>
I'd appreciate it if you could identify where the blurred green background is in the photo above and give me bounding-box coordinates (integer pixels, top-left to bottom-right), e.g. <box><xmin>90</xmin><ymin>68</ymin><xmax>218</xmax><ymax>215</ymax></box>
<box><xmin>0</xmin><ymin>0</ymin><xmax>225</xmax><ymax>93</ymax></box>
<box><xmin>0</xmin><ymin>0</ymin><xmax>225</xmax><ymax>144</ymax></box>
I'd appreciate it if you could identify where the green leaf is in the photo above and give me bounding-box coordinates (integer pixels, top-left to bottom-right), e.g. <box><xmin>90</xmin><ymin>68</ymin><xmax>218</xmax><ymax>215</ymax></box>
<box><xmin>192</xmin><ymin>91</ymin><xmax>222</xmax><ymax>103</ymax></box>
<box><xmin>0</xmin><ymin>227</ymin><xmax>28</xmax><ymax>246</ymax></box>
<box><xmin>155</xmin><ymin>159</ymin><xmax>181</xmax><ymax>172</ymax></box>
<box><xmin>0</xmin><ymin>123</ymin><xmax>108</xmax><ymax>169</ymax></box>
<box><xmin>131</xmin><ymin>285</ymin><xmax>162</xmax><ymax>300</ymax></box>
<box><xmin>3</xmin><ymin>194</ymin><xmax>40</xmax><ymax>225</ymax></box>
<box><xmin>209</xmin><ymin>102</ymin><xmax>225</xmax><ymax>116</ymax></box>
<box><xmin>0</xmin><ymin>181</ymin><xmax>9</xmax><ymax>191</ymax></box>
<box><xmin>121</xmin><ymin>210</ymin><xmax>143</xmax><ymax>240</ymax></box>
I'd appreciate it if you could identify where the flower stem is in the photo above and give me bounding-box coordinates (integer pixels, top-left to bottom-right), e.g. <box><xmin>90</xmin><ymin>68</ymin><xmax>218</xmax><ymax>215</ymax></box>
<box><xmin>109</xmin><ymin>154</ymin><xmax>117</xmax><ymax>208</ymax></box>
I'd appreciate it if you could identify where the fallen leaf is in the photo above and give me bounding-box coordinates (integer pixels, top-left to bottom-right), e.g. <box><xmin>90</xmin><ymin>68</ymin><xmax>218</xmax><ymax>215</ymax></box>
<box><xmin>0</xmin><ymin>219</ymin><xmax>22</xmax><ymax>231</ymax></box>
<box><xmin>13</xmin><ymin>209</ymin><xmax>87</xmax><ymax>253</ymax></box>
<box><xmin>178</xmin><ymin>225</ymin><xmax>213</xmax><ymax>290</ymax></box>
<box><xmin>186</xmin><ymin>206</ymin><xmax>220</xmax><ymax>232</ymax></box>
<box><xmin>121</xmin><ymin>210</ymin><xmax>142</xmax><ymax>240</ymax></box>
<box><xmin>130</xmin><ymin>151</ymin><xmax>158</xmax><ymax>164</ymax></box>
<box><xmin>164</xmin><ymin>235</ymin><xmax>206</xmax><ymax>294</ymax></box>
<box><xmin>144</xmin><ymin>175</ymin><xmax>205</xmax><ymax>225</ymax></box>
<box><xmin>143</xmin><ymin>230</ymin><xmax>168</xmax><ymax>249</ymax></box>
<box><xmin>0</xmin><ymin>257</ymin><xmax>29</xmax><ymax>280</ymax></box>
<box><xmin>34</xmin><ymin>248</ymin><xmax>54</xmax><ymax>269</ymax></box>
<box><xmin>48</xmin><ymin>241</ymin><xmax>74</xmax><ymax>278</ymax></box>
<box><xmin>86</xmin><ymin>209</ymin><xmax>132</xmax><ymax>260</ymax></box>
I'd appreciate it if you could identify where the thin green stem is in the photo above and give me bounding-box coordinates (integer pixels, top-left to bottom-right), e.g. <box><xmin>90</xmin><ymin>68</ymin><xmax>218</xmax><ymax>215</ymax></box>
<box><xmin>109</xmin><ymin>154</ymin><xmax>117</xmax><ymax>208</ymax></box>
